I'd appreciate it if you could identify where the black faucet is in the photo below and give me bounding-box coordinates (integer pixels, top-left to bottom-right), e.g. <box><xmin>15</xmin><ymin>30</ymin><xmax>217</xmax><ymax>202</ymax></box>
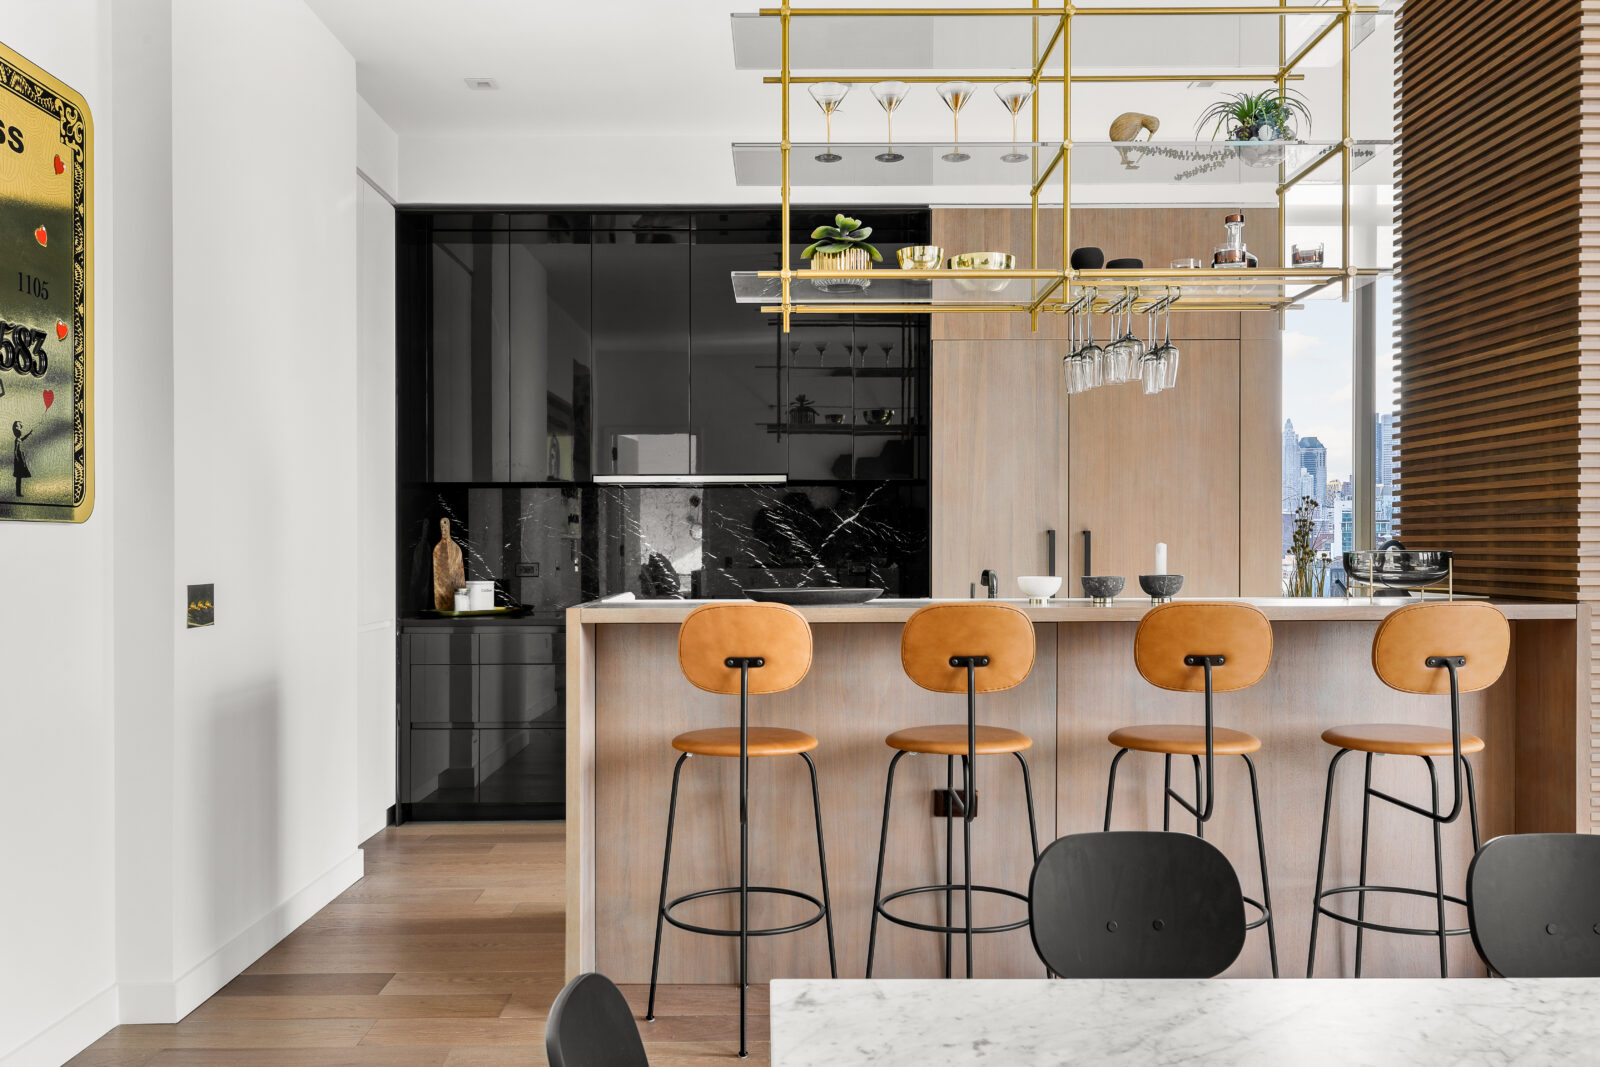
<box><xmin>980</xmin><ymin>569</ymin><xmax>999</xmax><ymax>599</ymax></box>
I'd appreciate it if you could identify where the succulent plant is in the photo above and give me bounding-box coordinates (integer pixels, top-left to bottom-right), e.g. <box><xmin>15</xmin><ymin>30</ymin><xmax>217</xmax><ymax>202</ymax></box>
<box><xmin>1196</xmin><ymin>89</ymin><xmax>1312</xmax><ymax>141</ymax></box>
<box><xmin>802</xmin><ymin>214</ymin><xmax>882</xmax><ymax>261</ymax></box>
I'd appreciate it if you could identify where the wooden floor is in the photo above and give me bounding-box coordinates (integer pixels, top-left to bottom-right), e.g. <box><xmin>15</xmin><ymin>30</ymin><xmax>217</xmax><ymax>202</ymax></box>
<box><xmin>68</xmin><ymin>823</ymin><xmax>764</xmax><ymax>1066</ymax></box>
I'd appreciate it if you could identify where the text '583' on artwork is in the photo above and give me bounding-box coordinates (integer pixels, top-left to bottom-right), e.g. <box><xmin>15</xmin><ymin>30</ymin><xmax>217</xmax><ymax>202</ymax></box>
<box><xmin>0</xmin><ymin>38</ymin><xmax>93</xmax><ymax>523</ymax></box>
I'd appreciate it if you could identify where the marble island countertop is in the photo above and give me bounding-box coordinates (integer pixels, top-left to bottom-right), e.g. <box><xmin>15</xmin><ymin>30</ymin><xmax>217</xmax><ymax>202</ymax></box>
<box><xmin>571</xmin><ymin>594</ymin><xmax>1575</xmax><ymax>624</ymax></box>
<box><xmin>770</xmin><ymin>978</ymin><xmax>1600</xmax><ymax>1066</ymax></box>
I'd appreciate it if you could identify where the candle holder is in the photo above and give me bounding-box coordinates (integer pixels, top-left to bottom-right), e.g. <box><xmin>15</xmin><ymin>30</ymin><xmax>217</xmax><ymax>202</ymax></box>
<box><xmin>1138</xmin><ymin>574</ymin><xmax>1184</xmax><ymax>604</ymax></box>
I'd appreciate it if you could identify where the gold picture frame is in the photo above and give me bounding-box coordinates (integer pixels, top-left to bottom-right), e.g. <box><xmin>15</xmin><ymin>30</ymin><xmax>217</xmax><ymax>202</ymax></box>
<box><xmin>0</xmin><ymin>39</ymin><xmax>93</xmax><ymax>522</ymax></box>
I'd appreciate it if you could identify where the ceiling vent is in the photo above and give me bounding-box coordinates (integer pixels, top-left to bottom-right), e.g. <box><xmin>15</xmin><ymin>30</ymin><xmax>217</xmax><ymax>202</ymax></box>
<box><xmin>463</xmin><ymin>77</ymin><xmax>500</xmax><ymax>91</ymax></box>
<box><xmin>1187</xmin><ymin>80</ymin><xmax>1216</xmax><ymax>89</ymax></box>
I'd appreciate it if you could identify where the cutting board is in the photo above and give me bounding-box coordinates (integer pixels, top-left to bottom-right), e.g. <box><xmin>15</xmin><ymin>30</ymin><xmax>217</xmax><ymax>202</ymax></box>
<box><xmin>432</xmin><ymin>518</ymin><xmax>465</xmax><ymax>610</ymax></box>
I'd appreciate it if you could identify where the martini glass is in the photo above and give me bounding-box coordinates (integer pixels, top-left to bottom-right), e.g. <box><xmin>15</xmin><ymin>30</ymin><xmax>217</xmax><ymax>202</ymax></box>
<box><xmin>809</xmin><ymin>82</ymin><xmax>849</xmax><ymax>163</ymax></box>
<box><xmin>937</xmin><ymin>81</ymin><xmax>976</xmax><ymax>163</ymax></box>
<box><xmin>871</xmin><ymin>81</ymin><xmax>910</xmax><ymax>163</ymax></box>
<box><xmin>994</xmin><ymin>82</ymin><xmax>1036</xmax><ymax>163</ymax></box>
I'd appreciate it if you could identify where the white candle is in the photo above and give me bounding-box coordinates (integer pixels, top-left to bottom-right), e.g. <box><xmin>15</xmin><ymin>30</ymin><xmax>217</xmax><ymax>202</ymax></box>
<box><xmin>1155</xmin><ymin>542</ymin><xmax>1168</xmax><ymax>575</ymax></box>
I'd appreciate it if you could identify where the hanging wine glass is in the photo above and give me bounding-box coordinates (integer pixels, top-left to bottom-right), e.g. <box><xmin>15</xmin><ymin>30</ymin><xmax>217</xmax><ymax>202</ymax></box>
<box><xmin>1079</xmin><ymin>292</ymin><xmax>1104</xmax><ymax>388</ymax></box>
<box><xmin>1151</xmin><ymin>291</ymin><xmax>1181</xmax><ymax>391</ymax></box>
<box><xmin>994</xmin><ymin>81</ymin><xmax>1036</xmax><ymax>163</ymax></box>
<box><xmin>871</xmin><ymin>81</ymin><xmax>910</xmax><ymax>163</ymax></box>
<box><xmin>787</xmin><ymin>340</ymin><xmax>802</xmax><ymax>370</ymax></box>
<box><xmin>814</xmin><ymin>341</ymin><xmax>829</xmax><ymax>367</ymax></box>
<box><xmin>937</xmin><ymin>81</ymin><xmax>976</xmax><ymax>163</ymax></box>
<box><xmin>1138</xmin><ymin>304</ymin><xmax>1166</xmax><ymax>394</ymax></box>
<box><xmin>809</xmin><ymin>82</ymin><xmax>850</xmax><ymax>163</ymax></box>
<box><xmin>879</xmin><ymin>341</ymin><xmax>895</xmax><ymax>368</ymax></box>
<box><xmin>1103</xmin><ymin>294</ymin><xmax>1143</xmax><ymax>385</ymax></box>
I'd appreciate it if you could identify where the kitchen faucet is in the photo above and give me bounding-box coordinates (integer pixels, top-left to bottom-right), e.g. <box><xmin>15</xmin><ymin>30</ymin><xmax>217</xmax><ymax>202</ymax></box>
<box><xmin>980</xmin><ymin>569</ymin><xmax>998</xmax><ymax>599</ymax></box>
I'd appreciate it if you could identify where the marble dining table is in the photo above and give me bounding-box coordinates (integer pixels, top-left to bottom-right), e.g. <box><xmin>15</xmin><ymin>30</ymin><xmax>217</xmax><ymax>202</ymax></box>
<box><xmin>769</xmin><ymin>977</ymin><xmax>1600</xmax><ymax>1065</ymax></box>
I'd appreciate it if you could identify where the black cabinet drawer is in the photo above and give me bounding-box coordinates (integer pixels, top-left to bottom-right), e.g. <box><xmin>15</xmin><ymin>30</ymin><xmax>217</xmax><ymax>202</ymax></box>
<box><xmin>406</xmin><ymin>726</ymin><xmax>565</xmax><ymax>808</ymax></box>
<box><xmin>408</xmin><ymin>665</ymin><xmax>475</xmax><ymax>724</ymax></box>
<box><xmin>478</xmin><ymin>664</ymin><xmax>562</xmax><ymax>725</ymax></box>
<box><xmin>406</xmin><ymin>632</ymin><xmax>475</xmax><ymax>665</ymax></box>
<box><xmin>478</xmin><ymin>631</ymin><xmax>557</xmax><ymax>664</ymax></box>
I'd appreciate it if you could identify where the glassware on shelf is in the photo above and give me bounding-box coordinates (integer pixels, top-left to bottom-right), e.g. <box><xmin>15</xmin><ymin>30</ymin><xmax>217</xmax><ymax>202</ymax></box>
<box><xmin>1211</xmin><ymin>211</ymin><xmax>1258</xmax><ymax>269</ymax></box>
<box><xmin>994</xmin><ymin>82</ymin><xmax>1036</xmax><ymax>163</ymax></box>
<box><xmin>871</xmin><ymin>81</ymin><xmax>911</xmax><ymax>163</ymax></box>
<box><xmin>1292</xmin><ymin>243</ymin><xmax>1325</xmax><ymax>266</ymax></box>
<box><xmin>1170</xmin><ymin>258</ymin><xmax>1202</xmax><ymax>269</ymax></box>
<box><xmin>808</xmin><ymin>82</ymin><xmax>850</xmax><ymax>163</ymax></box>
<box><xmin>937</xmin><ymin>81</ymin><xmax>976</xmax><ymax>162</ymax></box>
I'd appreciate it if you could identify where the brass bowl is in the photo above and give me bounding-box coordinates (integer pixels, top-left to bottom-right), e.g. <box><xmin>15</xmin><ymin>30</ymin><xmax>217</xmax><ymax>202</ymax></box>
<box><xmin>897</xmin><ymin>245</ymin><xmax>944</xmax><ymax>270</ymax></box>
<box><xmin>949</xmin><ymin>252</ymin><xmax>1015</xmax><ymax>271</ymax></box>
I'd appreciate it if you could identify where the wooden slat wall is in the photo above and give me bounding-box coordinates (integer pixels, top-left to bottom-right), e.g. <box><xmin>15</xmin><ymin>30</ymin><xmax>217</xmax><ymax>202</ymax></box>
<box><xmin>1396</xmin><ymin>0</ymin><xmax>1595</xmax><ymax>831</ymax></box>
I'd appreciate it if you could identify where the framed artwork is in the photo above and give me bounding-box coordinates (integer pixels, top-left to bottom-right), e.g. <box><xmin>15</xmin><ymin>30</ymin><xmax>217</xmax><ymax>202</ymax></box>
<box><xmin>0</xmin><ymin>40</ymin><xmax>93</xmax><ymax>522</ymax></box>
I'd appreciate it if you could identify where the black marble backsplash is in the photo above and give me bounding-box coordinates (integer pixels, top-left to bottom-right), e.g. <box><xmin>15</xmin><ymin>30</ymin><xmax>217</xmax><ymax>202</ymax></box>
<box><xmin>400</xmin><ymin>482</ymin><xmax>929</xmax><ymax>614</ymax></box>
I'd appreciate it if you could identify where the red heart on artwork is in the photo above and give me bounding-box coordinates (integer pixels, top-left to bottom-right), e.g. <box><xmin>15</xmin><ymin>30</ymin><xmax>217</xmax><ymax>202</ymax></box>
<box><xmin>42</xmin><ymin>390</ymin><xmax>53</xmax><ymax>410</ymax></box>
<box><xmin>56</xmin><ymin>320</ymin><xmax>67</xmax><ymax>340</ymax></box>
<box><xmin>34</xmin><ymin>225</ymin><xmax>46</xmax><ymax>247</ymax></box>
<box><xmin>53</xmin><ymin>155</ymin><xmax>64</xmax><ymax>174</ymax></box>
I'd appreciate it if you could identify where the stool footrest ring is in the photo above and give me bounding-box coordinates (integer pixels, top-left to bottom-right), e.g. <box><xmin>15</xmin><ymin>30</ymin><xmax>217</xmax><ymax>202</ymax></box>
<box><xmin>874</xmin><ymin>883</ymin><xmax>1031</xmax><ymax>936</ymax></box>
<box><xmin>662</xmin><ymin>886</ymin><xmax>827</xmax><ymax>939</ymax></box>
<box><xmin>1243</xmin><ymin>894</ymin><xmax>1270</xmax><ymax>932</ymax></box>
<box><xmin>1314</xmin><ymin>884</ymin><xmax>1470</xmax><ymax>938</ymax></box>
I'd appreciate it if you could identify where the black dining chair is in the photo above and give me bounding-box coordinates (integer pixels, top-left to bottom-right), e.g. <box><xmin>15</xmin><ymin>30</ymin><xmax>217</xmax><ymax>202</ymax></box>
<box><xmin>1029</xmin><ymin>830</ymin><xmax>1246</xmax><ymax>978</ymax></box>
<box><xmin>1467</xmin><ymin>833</ymin><xmax>1600</xmax><ymax>978</ymax></box>
<box><xmin>546</xmin><ymin>972</ymin><xmax>650</xmax><ymax>1067</ymax></box>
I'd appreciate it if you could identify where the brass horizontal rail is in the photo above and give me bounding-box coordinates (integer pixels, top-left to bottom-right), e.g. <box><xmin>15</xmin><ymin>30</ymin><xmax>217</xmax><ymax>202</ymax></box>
<box><xmin>760</xmin><ymin>72</ymin><xmax>1304</xmax><ymax>83</ymax></box>
<box><xmin>758</xmin><ymin>6</ymin><xmax>1380</xmax><ymax>16</ymax></box>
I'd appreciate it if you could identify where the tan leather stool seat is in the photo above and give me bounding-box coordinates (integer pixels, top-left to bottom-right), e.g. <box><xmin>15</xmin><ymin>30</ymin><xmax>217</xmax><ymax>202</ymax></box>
<box><xmin>1321</xmin><ymin>723</ymin><xmax>1485</xmax><ymax>757</ymax></box>
<box><xmin>886</xmin><ymin>724</ymin><xmax>1033</xmax><ymax>756</ymax></box>
<box><xmin>1107</xmin><ymin>723</ymin><xmax>1262</xmax><ymax>756</ymax></box>
<box><xmin>670</xmin><ymin>726</ymin><xmax>819</xmax><ymax>758</ymax></box>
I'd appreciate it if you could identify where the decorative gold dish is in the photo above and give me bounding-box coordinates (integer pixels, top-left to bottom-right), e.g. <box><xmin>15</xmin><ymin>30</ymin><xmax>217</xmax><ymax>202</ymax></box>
<box><xmin>949</xmin><ymin>251</ymin><xmax>1015</xmax><ymax>271</ymax></box>
<box><xmin>896</xmin><ymin>245</ymin><xmax>944</xmax><ymax>270</ymax></box>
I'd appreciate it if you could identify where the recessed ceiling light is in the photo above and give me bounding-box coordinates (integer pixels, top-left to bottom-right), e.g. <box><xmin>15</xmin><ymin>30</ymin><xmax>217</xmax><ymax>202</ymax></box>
<box><xmin>1187</xmin><ymin>80</ymin><xmax>1215</xmax><ymax>89</ymax></box>
<box><xmin>464</xmin><ymin>77</ymin><xmax>499</xmax><ymax>91</ymax></box>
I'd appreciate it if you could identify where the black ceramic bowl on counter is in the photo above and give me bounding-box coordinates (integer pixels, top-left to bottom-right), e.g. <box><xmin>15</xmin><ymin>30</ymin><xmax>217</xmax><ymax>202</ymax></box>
<box><xmin>1342</xmin><ymin>548</ymin><xmax>1453</xmax><ymax>592</ymax></box>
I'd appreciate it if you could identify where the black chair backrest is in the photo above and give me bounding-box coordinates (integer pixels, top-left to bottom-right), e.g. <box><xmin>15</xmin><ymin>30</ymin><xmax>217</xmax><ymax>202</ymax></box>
<box><xmin>545</xmin><ymin>972</ymin><xmax>650</xmax><ymax>1067</ymax></box>
<box><xmin>1029</xmin><ymin>831</ymin><xmax>1246</xmax><ymax>978</ymax></box>
<box><xmin>1467</xmin><ymin>833</ymin><xmax>1600</xmax><ymax>977</ymax></box>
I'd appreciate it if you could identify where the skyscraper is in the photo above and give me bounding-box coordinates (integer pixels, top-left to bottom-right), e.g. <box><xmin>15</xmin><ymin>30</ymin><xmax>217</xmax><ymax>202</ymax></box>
<box><xmin>1282</xmin><ymin>419</ymin><xmax>1301</xmax><ymax>514</ymax></box>
<box><xmin>1299</xmin><ymin>436</ymin><xmax>1329</xmax><ymax>508</ymax></box>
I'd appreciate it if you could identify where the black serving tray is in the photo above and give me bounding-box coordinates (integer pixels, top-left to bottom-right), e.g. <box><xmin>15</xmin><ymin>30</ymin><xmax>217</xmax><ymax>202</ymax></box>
<box><xmin>743</xmin><ymin>587</ymin><xmax>884</xmax><ymax>606</ymax></box>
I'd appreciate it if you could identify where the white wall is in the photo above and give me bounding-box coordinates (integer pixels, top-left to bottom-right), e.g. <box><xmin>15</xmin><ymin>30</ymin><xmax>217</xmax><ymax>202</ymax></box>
<box><xmin>0</xmin><ymin>6</ymin><xmax>120</xmax><ymax>1065</ymax></box>
<box><xmin>5</xmin><ymin>0</ymin><xmax>376</xmax><ymax>1060</ymax></box>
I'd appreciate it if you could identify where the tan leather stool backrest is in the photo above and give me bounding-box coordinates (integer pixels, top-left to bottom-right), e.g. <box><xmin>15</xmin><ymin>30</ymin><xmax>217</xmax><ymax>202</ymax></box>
<box><xmin>1371</xmin><ymin>601</ymin><xmax>1509</xmax><ymax>695</ymax></box>
<box><xmin>1134</xmin><ymin>602</ymin><xmax>1273</xmax><ymax>693</ymax></box>
<box><xmin>901</xmin><ymin>602</ymin><xmax>1036</xmax><ymax>695</ymax></box>
<box><xmin>678</xmin><ymin>602</ymin><xmax>813</xmax><ymax>695</ymax></box>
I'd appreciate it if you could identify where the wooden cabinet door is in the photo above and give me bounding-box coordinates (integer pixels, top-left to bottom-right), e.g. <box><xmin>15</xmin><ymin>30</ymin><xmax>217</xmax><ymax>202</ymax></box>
<box><xmin>931</xmin><ymin>340</ymin><xmax>1071</xmax><ymax>596</ymax></box>
<box><xmin>1067</xmin><ymin>339</ymin><xmax>1242</xmax><ymax>596</ymax></box>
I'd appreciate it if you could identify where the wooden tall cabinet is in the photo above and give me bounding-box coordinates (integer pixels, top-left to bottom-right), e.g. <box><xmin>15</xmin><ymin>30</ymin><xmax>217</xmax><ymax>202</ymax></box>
<box><xmin>930</xmin><ymin>207</ymin><xmax>1282</xmax><ymax>599</ymax></box>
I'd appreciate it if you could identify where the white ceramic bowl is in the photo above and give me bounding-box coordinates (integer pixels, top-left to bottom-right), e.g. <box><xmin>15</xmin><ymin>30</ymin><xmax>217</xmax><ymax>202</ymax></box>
<box><xmin>1017</xmin><ymin>575</ymin><xmax>1063</xmax><ymax>601</ymax></box>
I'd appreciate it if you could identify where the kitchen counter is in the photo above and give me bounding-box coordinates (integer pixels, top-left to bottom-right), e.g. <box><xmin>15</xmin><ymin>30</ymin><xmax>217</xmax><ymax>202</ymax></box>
<box><xmin>566</xmin><ymin>597</ymin><xmax>1590</xmax><ymax>985</ymax></box>
<box><xmin>769</xmin><ymin>978</ymin><xmax>1600</xmax><ymax>1066</ymax></box>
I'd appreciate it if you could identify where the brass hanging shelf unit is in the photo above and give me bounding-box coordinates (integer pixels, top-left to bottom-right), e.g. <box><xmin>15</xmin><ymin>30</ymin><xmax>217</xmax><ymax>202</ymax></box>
<box><xmin>728</xmin><ymin>1</ymin><xmax>1394</xmax><ymax>329</ymax></box>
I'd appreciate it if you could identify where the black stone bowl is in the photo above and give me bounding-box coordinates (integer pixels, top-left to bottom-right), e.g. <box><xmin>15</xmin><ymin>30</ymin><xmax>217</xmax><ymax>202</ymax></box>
<box><xmin>1080</xmin><ymin>575</ymin><xmax>1126</xmax><ymax>602</ymax></box>
<box><xmin>1138</xmin><ymin>574</ymin><xmax>1184</xmax><ymax>600</ymax></box>
<box><xmin>1106</xmin><ymin>257</ymin><xmax>1145</xmax><ymax>270</ymax></box>
<box><xmin>743</xmin><ymin>587</ymin><xmax>884</xmax><ymax>606</ymax></box>
<box><xmin>1342</xmin><ymin>550</ymin><xmax>1452</xmax><ymax>590</ymax></box>
<box><xmin>1071</xmin><ymin>246</ymin><xmax>1105</xmax><ymax>270</ymax></box>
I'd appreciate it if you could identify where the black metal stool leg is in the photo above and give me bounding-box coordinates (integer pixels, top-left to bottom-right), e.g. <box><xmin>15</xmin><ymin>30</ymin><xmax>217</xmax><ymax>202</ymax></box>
<box><xmin>962</xmin><ymin>752</ymin><xmax>975</xmax><ymax>979</ymax></box>
<box><xmin>865</xmin><ymin>750</ymin><xmax>907</xmax><ymax>978</ymax></box>
<box><xmin>944</xmin><ymin>754</ymin><xmax>954</xmax><ymax>979</ymax></box>
<box><xmin>647</xmin><ymin>753</ymin><xmax>690</xmax><ymax>1022</ymax></box>
<box><xmin>1424</xmin><ymin>755</ymin><xmax>1448</xmax><ymax>978</ymax></box>
<box><xmin>1462</xmin><ymin>755</ymin><xmax>1480</xmax><ymax>850</ymax></box>
<box><xmin>1190</xmin><ymin>754</ymin><xmax>1204</xmax><ymax>839</ymax></box>
<box><xmin>800</xmin><ymin>752</ymin><xmax>837</xmax><ymax>979</ymax></box>
<box><xmin>1162</xmin><ymin>754</ymin><xmax>1173</xmax><ymax>830</ymax></box>
<box><xmin>1354</xmin><ymin>753</ymin><xmax>1374</xmax><ymax>978</ymax></box>
<box><xmin>1015</xmin><ymin>752</ymin><xmax>1040</xmax><ymax>862</ymax></box>
<box><xmin>1241</xmin><ymin>753</ymin><xmax>1278</xmax><ymax>978</ymax></box>
<box><xmin>1307</xmin><ymin>747</ymin><xmax>1350</xmax><ymax>978</ymax></box>
<box><xmin>1103</xmin><ymin>748</ymin><xmax>1128</xmax><ymax>831</ymax></box>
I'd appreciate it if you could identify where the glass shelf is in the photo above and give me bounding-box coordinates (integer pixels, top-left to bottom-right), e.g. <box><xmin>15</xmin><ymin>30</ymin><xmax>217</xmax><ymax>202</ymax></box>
<box><xmin>762</xmin><ymin>423</ymin><xmax>923</xmax><ymax>436</ymax></box>
<box><xmin>731</xmin><ymin>3</ymin><xmax>1390</xmax><ymax>73</ymax></box>
<box><xmin>732</xmin><ymin>269</ymin><xmax>1062</xmax><ymax>307</ymax></box>
<box><xmin>732</xmin><ymin>140</ymin><xmax>1389</xmax><ymax>188</ymax></box>
<box><xmin>756</xmin><ymin>365</ymin><xmax>916</xmax><ymax>377</ymax></box>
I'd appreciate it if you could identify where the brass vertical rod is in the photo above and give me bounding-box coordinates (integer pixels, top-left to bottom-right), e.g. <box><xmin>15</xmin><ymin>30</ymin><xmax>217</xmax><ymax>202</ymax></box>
<box><xmin>1062</xmin><ymin>3</ymin><xmax>1071</xmax><ymax>306</ymax></box>
<box><xmin>781</xmin><ymin>1</ymin><xmax>792</xmax><ymax>332</ymax></box>
<box><xmin>1277</xmin><ymin>0</ymin><xmax>1287</xmax><ymax>277</ymax></box>
<box><xmin>1341</xmin><ymin>4</ymin><xmax>1351</xmax><ymax>301</ymax></box>
<box><xmin>1031</xmin><ymin>0</ymin><xmax>1041</xmax><ymax>329</ymax></box>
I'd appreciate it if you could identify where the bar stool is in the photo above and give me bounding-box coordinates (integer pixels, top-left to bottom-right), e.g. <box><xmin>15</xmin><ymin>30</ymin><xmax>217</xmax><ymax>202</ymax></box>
<box><xmin>1307</xmin><ymin>600</ymin><xmax>1507</xmax><ymax>978</ymax></box>
<box><xmin>865</xmin><ymin>602</ymin><xmax>1041</xmax><ymax>979</ymax></box>
<box><xmin>646</xmin><ymin>602</ymin><xmax>836</xmax><ymax>1059</ymax></box>
<box><xmin>1101</xmin><ymin>601</ymin><xmax>1279</xmax><ymax>976</ymax></box>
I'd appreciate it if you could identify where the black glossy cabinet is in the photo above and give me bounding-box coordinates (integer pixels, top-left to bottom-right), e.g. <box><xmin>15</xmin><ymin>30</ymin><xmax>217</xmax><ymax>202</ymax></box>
<box><xmin>398</xmin><ymin>621</ymin><xmax>564</xmax><ymax>821</ymax></box>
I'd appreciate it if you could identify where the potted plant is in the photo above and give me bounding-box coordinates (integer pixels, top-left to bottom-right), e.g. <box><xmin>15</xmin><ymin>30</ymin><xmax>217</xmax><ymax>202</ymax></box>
<box><xmin>787</xmin><ymin>394</ymin><xmax>820</xmax><ymax>426</ymax></box>
<box><xmin>1196</xmin><ymin>89</ymin><xmax>1312</xmax><ymax>167</ymax></box>
<box><xmin>803</xmin><ymin>213</ymin><xmax>881</xmax><ymax>292</ymax></box>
